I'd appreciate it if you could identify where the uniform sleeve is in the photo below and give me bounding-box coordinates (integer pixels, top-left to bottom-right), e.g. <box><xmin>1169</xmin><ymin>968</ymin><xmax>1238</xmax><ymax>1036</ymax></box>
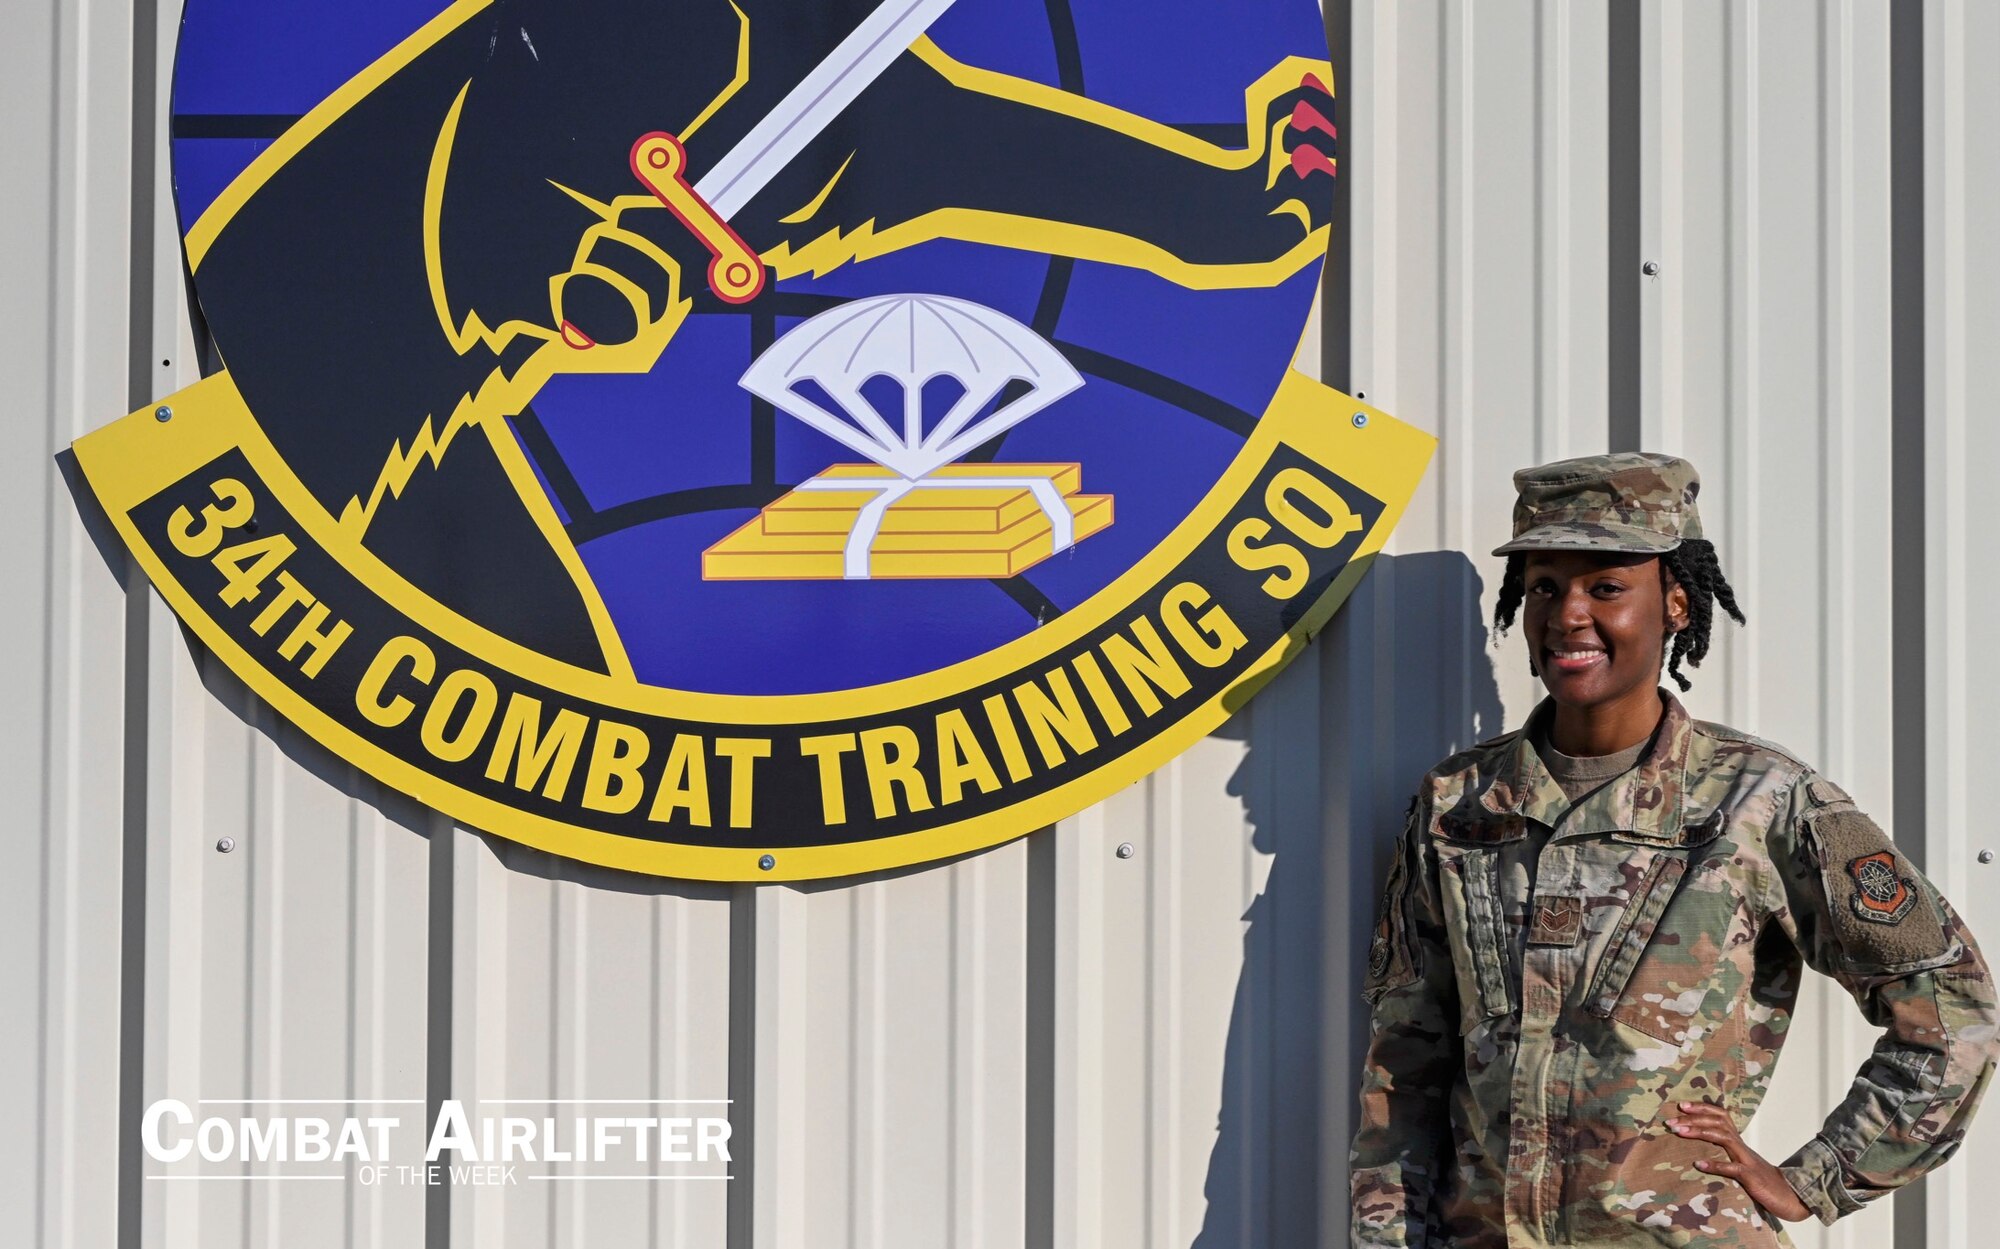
<box><xmin>1350</xmin><ymin>797</ymin><xmax>1462</xmax><ymax>1246</ymax></box>
<box><xmin>1765</xmin><ymin>773</ymin><xmax>2000</xmax><ymax>1226</ymax></box>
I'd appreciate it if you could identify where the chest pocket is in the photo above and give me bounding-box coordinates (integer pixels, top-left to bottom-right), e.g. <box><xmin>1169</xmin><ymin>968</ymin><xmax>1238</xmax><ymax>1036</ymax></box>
<box><xmin>1438</xmin><ymin>848</ymin><xmax>1514</xmax><ymax>1030</ymax></box>
<box><xmin>1587</xmin><ymin>846</ymin><xmax>1742</xmax><ymax>1043</ymax></box>
<box><xmin>1585</xmin><ymin>855</ymin><xmax>1688</xmax><ymax>1028</ymax></box>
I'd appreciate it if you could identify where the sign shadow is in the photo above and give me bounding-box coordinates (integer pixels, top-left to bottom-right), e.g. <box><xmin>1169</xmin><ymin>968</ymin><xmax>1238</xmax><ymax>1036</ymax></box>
<box><xmin>1191</xmin><ymin>548</ymin><xmax>1505</xmax><ymax>1246</ymax></box>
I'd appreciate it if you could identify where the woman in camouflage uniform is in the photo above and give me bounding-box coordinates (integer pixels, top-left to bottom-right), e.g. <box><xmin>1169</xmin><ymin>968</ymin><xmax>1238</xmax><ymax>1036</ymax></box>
<box><xmin>1350</xmin><ymin>452</ymin><xmax>1998</xmax><ymax>1247</ymax></box>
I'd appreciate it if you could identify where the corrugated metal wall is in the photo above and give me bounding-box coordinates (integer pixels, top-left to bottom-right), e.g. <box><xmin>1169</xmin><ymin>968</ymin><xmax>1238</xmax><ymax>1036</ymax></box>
<box><xmin>8</xmin><ymin>3</ymin><xmax>1995</xmax><ymax>1247</ymax></box>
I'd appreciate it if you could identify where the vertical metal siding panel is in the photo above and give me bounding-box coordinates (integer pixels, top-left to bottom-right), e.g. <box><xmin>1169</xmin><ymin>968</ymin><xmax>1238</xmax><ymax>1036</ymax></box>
<box><xmin>1652</xmin><ymin>0</ymin><xmax>1733</xmax><ymax>542</ymax></box>
<box><xmin>144</xmin><ymin>679</ymin><xmax>432</xmax><ymax>1248</ymax></box>
<box><xmin>143</xmin><ymin>598</ymin><xmax>214</xmax><ymax>1246</ymax></box>
<box><xmin>1638</xmin><ymin>2</ymin><xmax>1692</xmax><ymax>454</ymax></box>
<box><xmin>132</xmin><ymin>1</ymin><xmax>215</xmax><ymax>1231</ymax></box>
<box><xmin>1050</xmin><ymin>802</ymin><xmax>1104</xmax><ymax>1249</ymax></box>
<box><xmin>1</xmin><ymin>0</ymin><xmax>133</xmax><ymax>1244</ymax></box>
<box><xmin>1071</xmin><ymin>767</ymin><xmax>1152</xmax><ymax>1243</ymax></box>
<box><xmin>660</xmin><ymin>875</ymin><xmax>735</xmax><ymax>1249</ymax></box>
<box><xmin>1808</xmin><ymin>9</ymin><xmax>1898</xmax><ymax>1248</ymax></box>
<box><xmin>1438</xmin><ymin>0</ymin><xmax>1475</xmax><ymax>582</ymax></box>
<box><xmin>1236</xmin><ymin>646</ymin><xmax>1322</xmax><ymax>1244</ymax></box>
<box><xmin>854</xmin><ymin>843</ymin><xmax>1034</xmax><ymax>1249</ymax></box>
<box><xmin>193</xmin><ymin>702</ymin><xmax>260</xmax><ymax>1248</ymax></box>
<box><xmin>450</xmin><ymin>828</ymin><xmax>515</xmax><ymax>1249</ymax></box>
<box><xmin>1641</xmin><ymin>2</ymin><xmax>1685</xmax><ymax>448</ymax></box>
<box><xmin>1143</xmin><ymin>706</ymin><xmax>1285</xmax><ymax>1246</ymax></box>
<box><xmin>1346</xmin><ymin>0</ymin><xmax>1405</xmax><ymax>424</ymax></box>
<box><xmin>847</xmin><ymin>878</ymin><xmax>887</xmax><ymax>1247</ymax></box>
<box><xmin>1539</xmin><ymin>0</ymin><xmax>1612</xmax><ymax>464</ymax></box>
<box><xmin>743</xmin><ymin>845</ymin><xmax>1027</xmax><ymax>1249</ymax></box>
<box><xmin>484</xmin><ymin>855</ymin><xmax>564</xmax><ymax>1247</ymax></box>
<box><xmin>796</xmin><ymin>881</ymin><xmax>857</xmax><ymax>1246</ymax></box>
<box><xmin>346</xmin><ymin>804</ymin><xmax>433</xmax><ymax>1247</ymax></box>
<box><xmin>953</xmin><ymin>841</ymin><xmax>1031</xmax><ymax>1249</ymax></box>
<box><xmin>1463</xmin><ymin>0</ymin><xmax>1550</xmax><ymax>482</ymax></box>
<box><xmin>846</xmin><ymin>867</ymin><xmax>955</xmax><ymax>1246</ymax></box>
<box><xmin>1924</xmin><ymin>5</ymin><xmax>1998</xmax><ymax>1248</ymax></box>
<box><xmin>1645</xmin><ymin>6</ymin><xmax>1895</xmax><ymax>1247</ymax></box>
<box><xmin>1720</xmin><ymin>0</ymin><xmax>1761</xmax><ymax>739</ymax></box>
<box><xmin>1385</xmin><ymin>0</ymin><xmax>1444</xmax><ymax>525</ymax></box>
<box><xmin>447</xmin><ymin>834</ymin><xmax>732</xmax><ymax>1247</ymax></box>
<box><xmin>751</xmin><ymin>883</ymin><xmax>812</xmax><ymax>1248</ymax></box>
<box><xmin>1147</xmin><ymin>756</ymin><xmax>1190</xmax><ymax>1249</ymax></box>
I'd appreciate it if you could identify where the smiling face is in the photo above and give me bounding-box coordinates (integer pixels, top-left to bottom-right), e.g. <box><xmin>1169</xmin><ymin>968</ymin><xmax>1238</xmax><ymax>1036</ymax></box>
<box><xmin>1522</xmin><ymin>550</ymin><xmax>1690</xmax><ymax>748</ymax></box>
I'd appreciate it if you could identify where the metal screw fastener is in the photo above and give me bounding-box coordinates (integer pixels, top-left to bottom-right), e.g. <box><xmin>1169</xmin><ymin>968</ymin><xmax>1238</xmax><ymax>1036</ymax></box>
<box><xmin>1641</xmin><ymin>260</ymin><xmax>1662</xmax><ymax>277</ymax></box>
<box><xmin>155</xmin><ymin>405</ymin><xmax>173</xmax><ymax>422</ymax></box>
<box><xmin>215</xmin><ymin>837</ymin><xmax>236</xmax><ymax>853</ymax></box>
<box><xmin>758</xmin><ymin>854</ymin><xmax>776</xmax><ymax>872</ymax></box>
<box><xmin>1351</xmin><ymin>412</ymin><xmax>1369</xmax><ymax>429</ymax></box>
<box><xmin>1980</xmin><ymin>849</ymin><xmax>1995</xmax><ymax>865</ymax></box>
<box><xmin>1115</xmin><ymin>842</ymin><xmax>1135</xmax><ymax>859</ymax></box>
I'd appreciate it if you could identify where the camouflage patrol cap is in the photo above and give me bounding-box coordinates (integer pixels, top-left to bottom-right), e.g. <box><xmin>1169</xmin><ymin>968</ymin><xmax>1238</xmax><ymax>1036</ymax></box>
<box><xmin>1491</xmin><ymin>451</ymin><xmax>1702</xmax><ymax>556</ymax></box>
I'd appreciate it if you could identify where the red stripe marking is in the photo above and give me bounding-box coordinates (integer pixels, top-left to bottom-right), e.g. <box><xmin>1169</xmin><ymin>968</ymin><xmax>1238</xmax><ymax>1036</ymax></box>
<box><xmin>1289</xmin><ymin>144</ymin><xmax>1337</xmax><ymax>181</ymax></box>
<box><xmin>1290</xmin><ymin>100</ymin><xmax>1337</xmax><ymax>140</ymax></box>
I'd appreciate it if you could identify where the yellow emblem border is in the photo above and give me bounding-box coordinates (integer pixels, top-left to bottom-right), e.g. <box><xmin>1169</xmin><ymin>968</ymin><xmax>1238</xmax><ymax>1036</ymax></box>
<box><xmin>77</xmin><ymin>368</ymin><xmax>1431</xmax><ymax>880</ymax></box>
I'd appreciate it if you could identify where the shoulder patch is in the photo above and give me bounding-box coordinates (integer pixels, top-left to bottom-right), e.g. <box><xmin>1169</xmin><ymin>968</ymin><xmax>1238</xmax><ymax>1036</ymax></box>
<box><xmin>1847</xmin><ymin>851</ymin><xmax>1918</xmax><ymax>924</ymax></box>
<box><xmin>1362</xmin><ymin>841</ymin><xmax>1421</xmax><ymax>1000</ymax></box>
<box><xmin>1808</xmin><ymin>807</ymin><xmax>1954</xmax><ymax>971</ymax></box>
<box><xmin>1366</xmin><ymin>918</ymin><xmax>1395</xmax><ymax>979</ymax></box>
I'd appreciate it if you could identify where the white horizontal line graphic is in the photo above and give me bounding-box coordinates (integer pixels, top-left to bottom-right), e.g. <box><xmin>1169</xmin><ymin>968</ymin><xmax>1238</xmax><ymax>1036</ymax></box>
<box><xmin>529</xmin><ymin>1175</ymin><xmax>733</xmax><ymax>1181</ymax></box>
<box><xmin>195</xmin><ymin>1098</ymin><xmax>424</xmax><ymax>1105</ymax></box>
<box><xmin>476</xmin><ymin>1098</ymin><xmax>732</xmax><ymax>1105</ymax></box>
<box><xmin>147</xmin><ymin>1175</ymin><xmax>344</xmax><ymax>1181</ymax></box>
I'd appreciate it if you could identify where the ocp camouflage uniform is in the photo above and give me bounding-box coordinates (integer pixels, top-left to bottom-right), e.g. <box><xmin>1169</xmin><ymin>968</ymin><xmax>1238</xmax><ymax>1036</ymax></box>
<box><xmin>1349</xmin><ymin>692</ymin><xmax>1998</xmax><ymax>1247</ymax></box>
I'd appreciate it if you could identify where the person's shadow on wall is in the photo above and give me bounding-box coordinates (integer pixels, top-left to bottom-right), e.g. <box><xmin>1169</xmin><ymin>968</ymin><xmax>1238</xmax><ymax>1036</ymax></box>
<box><xmin>1189</xmin><ymin>549</ymin><xmax>1506</xmax><ymax>1247</ymax></box>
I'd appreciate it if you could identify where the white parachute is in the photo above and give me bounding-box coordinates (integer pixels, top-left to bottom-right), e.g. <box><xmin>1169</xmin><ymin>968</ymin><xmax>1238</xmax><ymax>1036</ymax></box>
<box><xmin>737</xmin><ymin>292</ymin><xmax>1084</xmax><ymax>481</ymax></box>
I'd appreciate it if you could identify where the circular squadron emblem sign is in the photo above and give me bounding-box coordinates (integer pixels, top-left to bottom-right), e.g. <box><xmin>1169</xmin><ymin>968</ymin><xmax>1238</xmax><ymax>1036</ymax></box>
<box><xmin>75</xmin><ymin>0</ymin><xmax>1432</xmax><ymax>879</ymax></box>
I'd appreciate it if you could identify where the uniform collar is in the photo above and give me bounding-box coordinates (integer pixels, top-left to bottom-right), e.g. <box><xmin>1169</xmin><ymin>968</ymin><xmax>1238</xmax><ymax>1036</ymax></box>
<box><xmin>1433</xmin><ymin>690</ymin><xmax>1712</xmax><ymax>846</ymax></box>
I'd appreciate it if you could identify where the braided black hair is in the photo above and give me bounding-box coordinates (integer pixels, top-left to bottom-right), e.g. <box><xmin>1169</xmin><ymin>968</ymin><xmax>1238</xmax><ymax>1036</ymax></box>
<box><xmin>1491</xmin><ymin>538</ymin><xmax>1746</xmax><ymax>691</ymax></box>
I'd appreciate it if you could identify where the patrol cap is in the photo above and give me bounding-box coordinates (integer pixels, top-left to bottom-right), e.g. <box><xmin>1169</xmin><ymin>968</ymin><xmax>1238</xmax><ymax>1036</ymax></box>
<box><xmin>1491</xmin><ymin>451</ymin><xmax>1702</xmax><ymax>556</ymax></box>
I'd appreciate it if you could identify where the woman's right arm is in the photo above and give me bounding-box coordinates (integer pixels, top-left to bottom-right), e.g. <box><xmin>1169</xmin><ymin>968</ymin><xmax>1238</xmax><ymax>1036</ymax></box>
<box><xmin>1351</xmin><ymin>796</ymin><xmax>1462</xmax><ymax>1247</ymax></box>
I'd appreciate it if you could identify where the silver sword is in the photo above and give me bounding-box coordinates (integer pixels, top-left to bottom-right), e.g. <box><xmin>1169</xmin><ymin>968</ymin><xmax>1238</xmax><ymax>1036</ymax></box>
<box><xmin>695</xmin><ymin>0</ymin><xmax>961</xmax><ymax>219</ymax></box>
